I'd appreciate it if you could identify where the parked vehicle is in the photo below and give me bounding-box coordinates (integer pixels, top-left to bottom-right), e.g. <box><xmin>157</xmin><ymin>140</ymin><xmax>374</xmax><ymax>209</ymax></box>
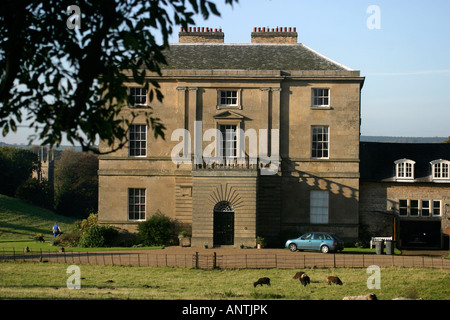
<box><xmin>285</xmin><ymin>232</ymin><xmax>344</xmax><ymax>253</ymax></box>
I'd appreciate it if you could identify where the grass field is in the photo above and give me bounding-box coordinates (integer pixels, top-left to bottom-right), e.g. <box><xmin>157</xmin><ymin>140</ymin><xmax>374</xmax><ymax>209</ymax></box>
<box><xmin>1</xmin><ymin>195</ymin><xmax>449</xmax><ymax>301</ymax></box>
<box><xmin>0</xmin><ymin>261</ymin><xmax>448</xmax><ymax>300</ymax></box>
<box><xmin>0</xmin><ymin>194</ymin><xmax>76</xmax><ymax>240</ymax></box>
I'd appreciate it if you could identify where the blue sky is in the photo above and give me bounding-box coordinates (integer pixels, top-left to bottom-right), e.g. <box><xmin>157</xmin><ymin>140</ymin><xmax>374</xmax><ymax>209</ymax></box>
<box><xmin>1</xmin><ymin>0</ymin><xmax>449</xmax><ymax>145</ymax></box>
<box><xmin>177</xmin><ymin>0</ymin><xmax>450</xmax><ymax>138</ymax></box>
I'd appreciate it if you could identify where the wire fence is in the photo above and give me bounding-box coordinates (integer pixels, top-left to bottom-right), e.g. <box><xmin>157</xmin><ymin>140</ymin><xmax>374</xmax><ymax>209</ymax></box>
<box><xmin>1</xmin><ymin>248</ymin><xmax>449</xmax><ymax>269</ymax></box>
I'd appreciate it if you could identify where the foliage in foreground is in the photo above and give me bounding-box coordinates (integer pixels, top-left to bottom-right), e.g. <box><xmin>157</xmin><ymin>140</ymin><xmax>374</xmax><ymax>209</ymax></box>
<box><xmin>0</xmin><ymin>262</ymin><xmax>448</xmax><ymax>300</ymax></box>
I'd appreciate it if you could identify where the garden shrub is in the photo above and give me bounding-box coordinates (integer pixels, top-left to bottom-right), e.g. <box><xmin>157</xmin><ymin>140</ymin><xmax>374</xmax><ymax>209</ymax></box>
<box><xmin>78</xmin><ymin>223</ymin><xmax>119</xmax><ymax>248</ymax></box>
<box><xmin>59</xmin><ymin>232</ymin><xmax>82</xmax><ymax>247</ymax></box>
<box><xmin>137</xmin><ymin>211</ymin><xmax>175</xmax><ymax>246</ymax></box>
<box><xmin>78</xmin><ymin>225</ymin><xmax>105</xmax><ymax>248</ymax></box>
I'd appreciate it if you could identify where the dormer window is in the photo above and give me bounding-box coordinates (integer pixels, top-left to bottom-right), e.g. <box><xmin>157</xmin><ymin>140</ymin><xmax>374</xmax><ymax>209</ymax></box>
<box><xmin>394</xmin><ymin>159</ymin><xmax>415</xmax><ymax>181</ymax></box>
<box><xmin>430</xmin><ymin>159</ymin><xmax>450</xmax><ymax>180</ymax></box>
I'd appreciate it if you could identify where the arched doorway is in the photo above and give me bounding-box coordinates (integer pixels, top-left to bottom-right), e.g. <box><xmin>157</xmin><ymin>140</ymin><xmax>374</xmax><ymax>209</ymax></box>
<box><xmin>213</xmin><ymin>201</ymin><xmax>234</xmax><ymax>246</ymax></box>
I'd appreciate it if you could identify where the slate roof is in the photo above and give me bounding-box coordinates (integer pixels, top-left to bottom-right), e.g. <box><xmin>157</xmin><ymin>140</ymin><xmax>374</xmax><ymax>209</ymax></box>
<box><xmin>161</xmin><ymin>43</ymin><xmax>352</xmax><ymax>71</ymax></box>
<box><xmin>360</xmin><ymin>142</ymin><xmax>450</xmax><ymax>182</ymax></box>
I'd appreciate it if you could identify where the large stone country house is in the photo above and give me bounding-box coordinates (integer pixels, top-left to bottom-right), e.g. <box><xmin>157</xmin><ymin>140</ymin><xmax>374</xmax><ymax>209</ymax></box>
<box><xmin>98</xmin><ymin>26</ymin><xmax>365</xmax><ymax>248</ymax></box>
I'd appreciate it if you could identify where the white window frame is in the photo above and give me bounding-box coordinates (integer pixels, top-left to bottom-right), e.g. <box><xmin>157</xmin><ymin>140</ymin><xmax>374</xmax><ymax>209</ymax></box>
<box><xmin>128</xmin><ymin>188</ymin><xmax>146</xmax><ymax>221</ymax></box>
<box><xmin>394</xmin><ymin>159</ymin><xmax>415</xmax><ymax>181</ymax></box>
<box><xmin>421</xmin><ymin>200</ymin><xmax>430</xmax><ymax>217</ymax></box>
<box><xmin>219</xmin><ymin>124</ymin><xmax>238</xmax><ymax>159</ymax></box>
<box><xmin>312</xmin><ymin>88</ymin><xmax>330</xmax><ymax>107</ymax></box>
<box><xmin>129</xmin><ymin>124</ymin><xmax>147</xmax><ymax>157</ymax></box>
<box><xmin>310</xmin><ymin>191</ymin><xmax>329</xmax><ymax>224</ymax></box>
<box><xmin>311</xmin><ymin>126</ymin><xmax>329</xmax><ymax>159</ymax></box>
<box><xmin>410</xmin><ymin>199</ymin><xmax>419</xmax><ymax>216</ymax></box>
<box><xmin>129</xmin><ymin>87</ymin><xmax>147</xmax><ymax>106</ymax></box>
<box><xmin>398</xmin><ymin>199</ymin><xmax>442</xmax><ymax>217</ymax></box>
<box><xmin>217</xmin><ymin>89</ymin><xmax>242</xmax><ymax>109</ymax></box>
<box><xmin>430</xmin><ymin>159</ymin><xmax>450</xmax><ymax>181</ymax></box>
<box><xmin>432</xmin><ymin>200</ymin><xmax>441</xmax><ymax>216</ymax></box>
<box><xmin>399</xmin><ymin>199</ymin><xmax>408</xmax><ymax>216</ymax></box>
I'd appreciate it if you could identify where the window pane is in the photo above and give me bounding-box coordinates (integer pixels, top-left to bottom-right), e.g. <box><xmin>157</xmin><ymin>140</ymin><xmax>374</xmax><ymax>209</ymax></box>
<box><xmin>434</xmin><ymin>163</ymin><xmax>441</xmax><ymax>178</ymax></box>
<box><xmin>311</xmin><ymin>126</ymin><xmax>329</xmax><ymax>158</ymax></box>
<box><xmin>129</xmin><ymin>87</ymin><xmax>147</xmax><ymax>106</ymax></box>
<box><xmin>220</xmin><ymin>90</ymin><xmax>238</xmax><ymax>105</ymax></box>
<box><xmin>433</xmin><ymin>201</ymin><xmax>441</xmax><ymax>216</ymax></box>
<box><xmin>312</xmin><ymin>88</ymin><xmax>330</xmax><ymax>106</ymax></box>
<box><xmin>421</xmin><ymin>200</ymin><xmax>430</xmax><ymax>217</ymax></box>
<box><xmin>219</xmin><ymin>125</ymin><xmax>237</xmax><ymax>158</ymax></box>
<box><xmin>129</xmin><ymin>125</ymin><xmax>147</xmax><ymax>156</ymax></box>
<box><xmin>310</xmin><ymin>191</ymin><xmax>329</xmax><ymax>224</ymax></box>
<box><xmin>129</xmin><ymin>188</ymin><xmax>146</xmax><ymax>220</ymax></box>
<box><xmin>399</xmin><ymin>199</ymin><xmax>408</xmax><ymax>216</ymax></box>
<box><xmin>443</xmin><ymin>163</ymin><xmax>449</xmax><ymax>178</ymax></box>
<box><xmin>406</xmin><ymin>163</ymin><xmax>412</xmax><ymax>177</ymax></box>
<box><xmin>410</xmin><ymin>200</ymin><xmax>419</xmax><ymax>216</ymax></box>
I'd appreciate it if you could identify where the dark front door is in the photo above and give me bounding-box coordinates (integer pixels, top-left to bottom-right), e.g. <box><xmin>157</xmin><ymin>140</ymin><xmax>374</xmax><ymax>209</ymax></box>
<box><xmin>213</xmin><ymin>211</ymin><xmax>234</xmax><ymax>246</ymax></box>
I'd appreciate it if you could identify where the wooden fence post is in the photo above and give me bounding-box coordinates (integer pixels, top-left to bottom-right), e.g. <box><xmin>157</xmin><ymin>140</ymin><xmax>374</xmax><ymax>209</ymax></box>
<box><xmin>195</xmin><ymin>252</ymin><xmax>199</xmax><ymax>269</ymax></box>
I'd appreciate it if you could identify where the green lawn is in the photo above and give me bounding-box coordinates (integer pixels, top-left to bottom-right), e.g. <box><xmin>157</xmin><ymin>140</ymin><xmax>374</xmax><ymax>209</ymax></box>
<box><xmin>0</xmin><ymin>194</ymin><xmax>76</xmax><ymax>240</ymax></box>
<box><xmin>0</xmin><ymin>194</ymin><xmax>162</xmax><ymax>252</ymax></box>
<box><xmin>0</xmin><ymin>261</ymin><xmax>448</xmax><ymax>300</ymax></box>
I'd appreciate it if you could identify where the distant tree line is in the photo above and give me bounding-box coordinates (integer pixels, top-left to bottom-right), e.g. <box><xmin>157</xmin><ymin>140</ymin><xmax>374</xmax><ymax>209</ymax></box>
<box><xmin>360</xmin><ymin>136</ymin><xmax>449</xmax><ymax>143</ymax></box>
<box><xmin>0</xmin><ymin>146</ymin><xmax>98</xmax><ymax>219</ymax></box>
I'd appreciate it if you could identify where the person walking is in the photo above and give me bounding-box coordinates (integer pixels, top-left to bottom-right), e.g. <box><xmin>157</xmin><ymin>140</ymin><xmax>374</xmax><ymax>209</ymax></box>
<box><xmin>52</xmin><ymin>222</ymin><xmax>61</xmax><ymax>237</ymax></box>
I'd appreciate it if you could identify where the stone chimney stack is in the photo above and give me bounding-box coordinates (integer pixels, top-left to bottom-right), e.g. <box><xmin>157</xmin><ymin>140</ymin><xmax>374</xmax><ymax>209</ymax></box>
<box><xmin>178</xmin><ymin>27</ymin><xmax>224</xmax><ymax>43</ymax></box>
<box><xmin>251</xmin><ymin>27</ymin><xmax>298</xmax><ymax>43</ymax></box>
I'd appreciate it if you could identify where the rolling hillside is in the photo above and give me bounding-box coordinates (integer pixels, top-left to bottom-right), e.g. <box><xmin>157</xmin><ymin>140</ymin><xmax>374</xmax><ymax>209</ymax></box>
<box><xmin>0</xmin><ymin>194</ymin><xmax>76</xmax><ymax>240</ymax></box>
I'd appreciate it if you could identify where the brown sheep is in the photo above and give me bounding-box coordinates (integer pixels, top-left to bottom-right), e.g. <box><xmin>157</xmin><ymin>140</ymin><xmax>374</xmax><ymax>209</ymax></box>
<box><xmin>293</xmin><ymin>271</ymin><xmax>305</xmax><ymax>279</ymax></box>
<box><xmin>253</xmin><ymin>277</ymin><xmax>271</xmax><ymax>288</ymax></box>
<box><xmin>299</xmin><ymin>273</ymin><xmax>310</xmax><ymax>287</ymax></box>
<box><xmin>327</xmin><ymin>276</ymin><xmax>343</xmax><ymax>285</ymax></box>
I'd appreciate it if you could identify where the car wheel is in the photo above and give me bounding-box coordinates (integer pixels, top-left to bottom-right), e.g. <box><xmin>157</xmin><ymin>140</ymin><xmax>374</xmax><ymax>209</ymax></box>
<box><xmin>320</xmin><ymin>245</ymin><xmax>329</xmax><ymax>253</ymax></box>
<box><xmin>288</xmin><ymin>243</ymin><xmax>297</xmax><ymax>252</ymax></box>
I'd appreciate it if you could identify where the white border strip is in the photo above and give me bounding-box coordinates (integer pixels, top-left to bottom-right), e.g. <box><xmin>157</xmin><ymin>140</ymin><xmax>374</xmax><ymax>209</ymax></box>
<box><xmin>301</xmin><ymin>43</ymin><xmax>353</xmax><ymax>71</ymax></box>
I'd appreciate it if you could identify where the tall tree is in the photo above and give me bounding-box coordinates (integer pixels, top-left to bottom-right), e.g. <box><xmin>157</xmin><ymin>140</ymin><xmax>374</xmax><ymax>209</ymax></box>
<box><xmin>54</xmin><ymin>150</ymin><xmax>98</xmax><ymax>218</ymax></box>
<box><xmin>0</xmin><ymin>0</ymin><xmax>237</xmax><ymax>152</ymax></box>
<box><xmin>0</xmin><ymin>147</ymin><xmax>39</xmax><ymax>196</ymax></box>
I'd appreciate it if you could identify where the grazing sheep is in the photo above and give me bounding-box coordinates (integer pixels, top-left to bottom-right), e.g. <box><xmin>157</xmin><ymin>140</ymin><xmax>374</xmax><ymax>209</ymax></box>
<box><xmin>293</xmin><ymin>271</ymin><xmax>305</xmax><ymax>279</ymax></box>
<box><xmin>327</xmin><ymin>276</ymin><xmax>343</xmax><ymax>285</ymax></box>
<box><xmin>299</xmin><ymin>273</ymin><xmax>310</xmax><ymax>287</ymax></box>
<box><xmin>253</xmin><ymin>277</ymin><xmax>271</xmax><ymax>288</ymax></box>
<box><xmin>343</xmin><ymin>293</ymin><xmax>377</xmax><ymax>300</ymax></box>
